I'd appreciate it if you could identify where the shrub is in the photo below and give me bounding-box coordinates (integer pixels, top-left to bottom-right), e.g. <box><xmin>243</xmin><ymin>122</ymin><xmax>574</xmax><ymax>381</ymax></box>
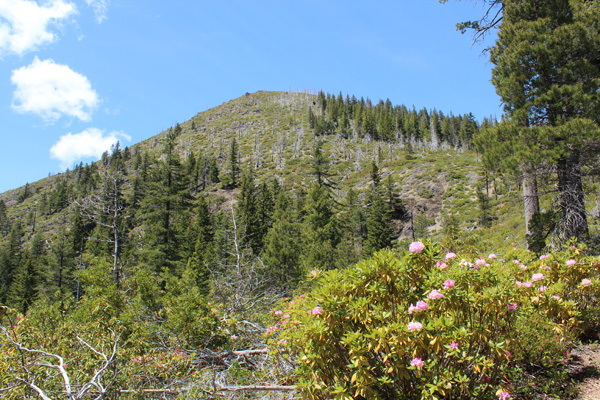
<box><xmin>267</xmin><ymin>242</ymin><xmax>599</xmax><ymax>400</ymax></box>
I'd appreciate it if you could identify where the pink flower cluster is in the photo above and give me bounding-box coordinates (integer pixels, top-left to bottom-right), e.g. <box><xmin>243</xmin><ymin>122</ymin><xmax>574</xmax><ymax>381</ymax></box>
<box><xmin>498</xmin><ymin>392</ymin><xmax>511</xmax><ymax>400</ymax></box>
<box><xmin>445</xmin><ymin>252</ymin><xmax>457</xmax><ymax>260</ymax></box>
<box><xmin>311</xmin><ymin>306</ymin><xmax>324</xmax><ymax>315</ymax></box>
<box><xmin>265</xmin><ymin>325</ymin><xmax>282</xmax><ymax>334</ymax></box>
<box><xmin>427</xmin><ymin>289</ymin><xmax>444</xmax><ymax>300</ymax></box>
<box><xmin>507</xmin><ymin>303</ymin><xmax>517</xmax><ymax>311</ymax></box>
<box><xmin>436</xmin><ymin>261</ymin><xmax>448</xmax><ymax>269</ymax></box>
<box><xmin>411</xmin><ymin>357</ymin><xmax>424</xmax><ymax>367</ymax></box>
<box><xmin>582</xmin><ymin>278</ymin><xmax>592</xmax><ymax>287</ymax></box>
<box><xmin>450</xmin><ymin>341</ymin><xmax>459</xmax><ymax>350</ymax></box>
<box><xmin>409</xmin><ymin>241</ymin><xmax>425</xmax><ymax>253</ymax></box>
<box><xmin>443</xmin><ymin>279</ymin><xmax>455</xmax><ymax>289</ymax></box>
<box><xmin>531</xmin><ymin>273</ymin><xmax>544</xmax><ymax>282</ymax></box>
<box><xmin>409</xmin><ymin>300</ymin><xmax>429</xmax><ymax>313</ymax></box>
<box><xmin>407</xmin><ymin>321</ymin><xmax>423</xmax><ymax>332</ymax></box>
<box><xmin>515</xmin><ymin>281</ymin><xmax>533</xmax><ymax>288</ymax></box>
<box><xmin>566</xmin><ymin>259</ymin><xmax>576</xmax><ymax>266</ymax></box>
<box><xmin>173</xmin><ymin>350</ymin><xmax>188</xmax><ymax>359</ymax></box>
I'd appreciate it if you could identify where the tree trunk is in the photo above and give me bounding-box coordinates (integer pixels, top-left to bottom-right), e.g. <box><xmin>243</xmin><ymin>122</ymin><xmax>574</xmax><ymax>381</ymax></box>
<box><xmin>523</xmin><ymin>170</ymin><xmax>540</xmax><ymax>237</ymax></box>
<box><xmin>557</xmin><ymin>150</ymin><xmax>588</xmax><ymax>240</ymax></box>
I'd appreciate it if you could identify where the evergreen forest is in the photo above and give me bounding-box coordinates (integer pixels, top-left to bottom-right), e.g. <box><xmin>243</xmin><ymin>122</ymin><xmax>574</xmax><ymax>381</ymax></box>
<box><xmin>1</xmin><ymin>0</ymin><xmax>600</xmax><ymax>399</ymax></box>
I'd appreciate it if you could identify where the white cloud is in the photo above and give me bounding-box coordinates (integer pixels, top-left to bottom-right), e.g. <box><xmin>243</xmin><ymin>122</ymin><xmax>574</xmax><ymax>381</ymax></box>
<box><xmin>50</xmin><ymin>128</ymin><xmax>131</xmax><ymax>169</ymax></box>
<box><xmin>11</xmin><ymin>57</ymin><xmax>99</xmax><ymax>122</ymax></box>
<box><xmin>0</xmin><ymin>0</ymin><xmax>76</xmax><ymax>56</ymax></box>
<box><xmin>85</xmin><ymin>0</ymin><xmax>109</xmax><ymax>24</ymax></box>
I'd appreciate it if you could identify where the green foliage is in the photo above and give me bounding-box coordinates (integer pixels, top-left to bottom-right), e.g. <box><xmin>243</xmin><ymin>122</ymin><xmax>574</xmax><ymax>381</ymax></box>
<box><xmin>269</xmin><ymin>242</ymin><xmax>600</xmax><ymax>399</ymax></box>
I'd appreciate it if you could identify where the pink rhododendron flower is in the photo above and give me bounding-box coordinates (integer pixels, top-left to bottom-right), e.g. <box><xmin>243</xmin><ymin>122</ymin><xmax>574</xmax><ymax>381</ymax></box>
<box><xmin>566</xmin><ymin>259</ymin><xmax>576</xmax><ymax>266</ymax></box>
<box><xmin>499</xmin><ymin>392</ymin><xmax>511</xmax><ymax>400</ymax></box>
<box><xmin>540</xmin><ymin>254</ymin><xmax>550</xmax><ymax>260</ymax></box>
<box><xmin>524</xmin><ymin>281</ymin><xmax>533</xmax><ymax>288</ymax></box>
<box><xmin>460</xmin><ymin>259</ymin><xmax>468</xmax><ymax>267</ymax></box>
<box><xmin>538</xmin><ymin>286</ymin><xmax>547</xmax><ymax>292</ymax></box>
<box><xmin>409</xmin><ymin>241</ymin><xmax>425</xmax><ymax>253</ymax></box>
<box><xmin>274</xmin><ymin>310</ymin><xmax>283</xmax><ymax>315</ymax></box>
<box><xmin>279</xmin><ymin>339</ymin><xmax>287</xmax><ymax>345</ymax></box>
<box><xmin>553</xmin><ymin>295</ymin><xmax>561</xmax><ymax>300</ymax></box>
<box><xmin>416</xmin><ymin>300</ymin><xmax>428</xmax><ymax>311</ymax></box>
<box><xmin>476</xmin><ymin>258</ymin><xmax>486</xmax><ymax>266</ymax></box>
<box><xmin>445</xmin><ymin>252</ymin><xmax>457</xmax><ymax>260</ymax></box>
<box><xmin>407</xmin><ymin>321</ymin><xmax>423</xmax><ymax>332</ymax></box>
<box><xmin>311</xmin><ymin>306</ymin><xmax>323</xmax><ymax>315</ymax></box>
<box><xmin>515</xmin><ymin>281</ymin><xmax>522</xmax><ymax>287</ymax></box>
<box><xmin>230</xmin><ymin>335</ymin><xmax>238</xmax><ymax>340</ymax></box>
<box><xmin>428</xmin><ymin>289</ymin><xmax>444</xmax><ymax>300</ymax></box>
<box><xmin>310</xmin><ymin>269</ymin><xmax>319</xmax><ymax>276</ymax></box>
<box><xmin>520</xmin><ymin>265</ymin><xmax>527</xmax><ymax>270</ymax></box>
<box><xmin>265</xmin><ymin>325</ymin><xmax>279</xmax><ymax>334</ymax></box>
<box><xmin>513</xmin><ymin>259</ymin><xmax>520</xmax><ymax>264</ymax></box>
<box><xmin>450</xmin><ymin>341</ymin><xmax>459</xmax><ymax>350</ymax></box>
<box><xmin>283</xmin><ymin>314</ymin><xmax>291</xmax><ymax>319</ymax></box>
<box><xmin>489</xmin><ymin>253</ymin><xmax>497</xmax><ymax>259</ymax></box>
<box><xmin>443</xmin><ymin>279</ymin><xmax>455</xmax><ymax>289</ymax></box>
<box><xmin>436</xmin><ymin>261</ymin><xmax>447</xmax><ymax>269</ymax></box>
<box><xmin>532</xmin><ymin>273</ymin><xmax>544</xmax><ymax>281</ymax></box>
<box><xmin>507</xmin><ymin>303</ymin><xmax>517</xmax><ymax>311</ymax></box>
<box><xmin>582</xmin><ymin>278</ymin><xmax>592</xmax><ymax>287</ymax></box>
<box><xmin>411</xmin><ymin>357</ymin><xmax>424</xmax><ymax>367</ymax></box>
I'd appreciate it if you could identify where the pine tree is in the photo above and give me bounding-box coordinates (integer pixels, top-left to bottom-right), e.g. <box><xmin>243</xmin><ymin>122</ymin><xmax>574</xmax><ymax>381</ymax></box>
<box><xmin>310</xmin><ymin>140</ymin><xmax>331</xmax><ymax>187</ymax></box>
<box><xmin>262</xmin><ymin>192</ymin><xmax>303</xmax><ymax>292</ymax></box>
<box><xmin>0</xmin><ymin>220</ymin><xmax>24</xmax><ymax>303</ymax></box>
<box><xmin>370</xmin><ymin>160</ymin><xmax>381</xmax><ymax>191</ymax></box>
<box><xmin>6</xmin><ymin>251</ymin><xmax>41</xmax><ymax>313</ymax></box>
<box><xmin>0</xmin><ymin>200</ymin><xmax>8</xmax><ymax>237</ymax></box>
<box><xmin>185</xmin><ymin>196</ymin><xmax>213</xmax><ymax>294</ymax></box>
<box><xmin>236</xmin><ymin>167</ymin><xmax>261</xmax><ymax>252</ymax></box>
<box><xmin>385</xmin><ymin>175</ymin><xmax>406</xmax><ymax>220</ymax></box>
<box><xmin>363</xmin><ymin>189</ymin><xmax>393</xmax><ymax>257</ymax></box>
<box><xmin>140</xmin><ymin>127</ymin><xmax>192</xmax><ymax>274</ymax></box>
<box><xmin>226</xmin><ymin>137</ymin><xmax>240</xmax><ymax>188</ymax></box>
<box><xmin>486</xmin><ymin>0</ymin><xmax>600</xmax><ymax>241</ymax></box>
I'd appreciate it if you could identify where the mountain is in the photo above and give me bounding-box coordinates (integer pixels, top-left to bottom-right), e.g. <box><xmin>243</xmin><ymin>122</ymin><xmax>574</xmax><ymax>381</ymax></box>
<box><xmin>0</xmin><ymin>90</ymin><xmax>513</xmax><ymax>251</ymax></box>
<box><xmin>0</xmin><ymin>90</ymin><xmax>591</xmax><ymax>399</ymax></box>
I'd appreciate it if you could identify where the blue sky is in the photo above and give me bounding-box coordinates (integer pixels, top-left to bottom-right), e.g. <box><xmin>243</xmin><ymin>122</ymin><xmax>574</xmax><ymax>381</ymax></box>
<box><xmin>0</xmin><ymin>0</ymin><xmax>500</xmax><ymax>193</ymax></box>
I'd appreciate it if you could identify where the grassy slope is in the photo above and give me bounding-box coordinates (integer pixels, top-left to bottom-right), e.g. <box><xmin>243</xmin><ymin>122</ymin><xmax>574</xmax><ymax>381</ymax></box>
<box><xmin>0</xmin><ymin>90</ymin><xmax>535</xmax><ymax>254</ymax></box>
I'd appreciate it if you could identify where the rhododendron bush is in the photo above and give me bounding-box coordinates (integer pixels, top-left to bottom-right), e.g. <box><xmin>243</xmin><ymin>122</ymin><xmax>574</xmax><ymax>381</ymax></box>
<box><xmin>267</xmin><ymin>242</ymin><xmax>600</xmax><ymax>400</ymax></box>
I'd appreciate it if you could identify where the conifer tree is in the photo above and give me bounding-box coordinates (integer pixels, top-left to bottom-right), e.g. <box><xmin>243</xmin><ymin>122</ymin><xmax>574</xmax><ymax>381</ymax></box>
<box><xmin>46</xmin><ymin>225</ymin><xmax>76</xmax><ymax>297</ymax></box>
<box><xmin>0</xmin><ymin>200</ymin><xmax>8</xmax><ymax>237</ymax></box>
<box><xmin>236</xmin><ymin>167</ymin><xmax>261</xmax><ymax>252</ymax></box>
<box><xmin>140</xmin><ymin>127</ymin><xmax>192</xmax><ymax>274</ymax></box>
<box><xmin>226</xmin><ymin>137</ymin><xmax>241</xmax><ymax>188</ymax></box>
<box><xmin>310</xmin><ymin>140</ymin><xmax>331</xmax><ymax>187</ymax></box>
<box><xmin>0</xmin><ymin>220</ymin><xmax>24</xmax><ymax>303</ymax></box>
<box><xmin>363</xmin><ymin>189</ymin><xmax>393</xmax><ymax>257</ymax></box>
<box><xmin>6</xmin><ymin>251</ymin><xmax>41</xmax><ymax>313</ymax></box>
<box><xmin>185</xmin><ymin>196</ymin><xmax>213</xmax><ymax>294</ymax></box>
<box><xmin>262</xmin><ymin>192</ymin><xmax>303</xmax><ymax>292</ymax></box>
<box><xmin>460</xmin><ymin>0</ymin><xmax>600</xmax><ymax>242</ymax></box>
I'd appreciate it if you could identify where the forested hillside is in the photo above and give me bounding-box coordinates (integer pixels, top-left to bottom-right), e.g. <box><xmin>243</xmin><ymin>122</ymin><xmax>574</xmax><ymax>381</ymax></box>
<box><xmin>1</xmin><ymin>88</ymin><xmax>599</xmax><ymax>399</ymax></box>
<box><xmin>0</xmin><ymin>89</ymin><xmax>501</xmax><ymax>309</ymax></box>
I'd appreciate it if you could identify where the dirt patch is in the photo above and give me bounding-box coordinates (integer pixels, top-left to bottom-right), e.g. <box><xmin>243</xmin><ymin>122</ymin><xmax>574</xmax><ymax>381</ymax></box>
<box><xmin>569</xmin><ymin>343</ymin><xmax>600</xmax><ymax>399</ymax></box>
